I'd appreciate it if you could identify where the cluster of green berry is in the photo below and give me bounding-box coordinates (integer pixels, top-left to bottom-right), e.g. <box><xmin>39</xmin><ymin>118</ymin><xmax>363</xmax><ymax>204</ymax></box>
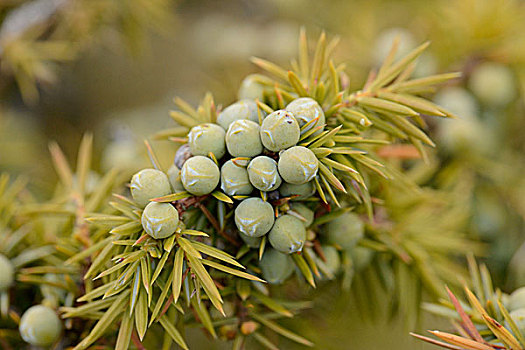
<box><xmin>132</xmin><ymin>98</ymin><xmax>322</xmax><ymax>248</ymax></box>
<box><xmin>127</xmin><ymin>95</ymin><xmax>369</xmax><ymax>285</ymax></box>
<box><xmin>213</xmin><ymin>98</ymin><xmax>322</xmax><ymax>255</ymax></box>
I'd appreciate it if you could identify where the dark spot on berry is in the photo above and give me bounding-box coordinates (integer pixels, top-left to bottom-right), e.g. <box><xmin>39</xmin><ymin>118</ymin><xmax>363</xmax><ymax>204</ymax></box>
<box><xmin>267</xmin><ymin>190</ymin><xmax>280</xmax><ymax>201</ymax></box>
<box><xmin>174</xmin><ymin>144</ymin><xmax>192</xmax><ymax>168</ymax></box>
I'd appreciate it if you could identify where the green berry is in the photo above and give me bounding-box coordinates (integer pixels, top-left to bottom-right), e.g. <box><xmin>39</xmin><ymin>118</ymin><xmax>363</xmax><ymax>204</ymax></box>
<box><xmin>247</xmin><ymin>156</ymin><xmax>282</xmax><ymax>191</ymax></box>
<box><xmin>19</xmin><ymin>305</ymin><xmax>62</xmax><ymax>346</ymax></box>
<box><xmin>220</xmin><ymin>160</ymin><xmax>253</xmax><ymax>196</ymax></box>
<box><xmin>141</xmin><ymin>202</ymin><xmax>179</xmax><ymax>239</ymax></box>
<box><xmin>433</xmin><ymin>87</ymin><xmax>489</xmax><ymax>152</ymax></box>
<box><xmin>278</xmin><ymin>146</ymin><xmax>318</xmax><ymax>185</ymax></box>
<box><xmin>348</xmin><ymin>246</ymin><xmax>373</xmax><ymax>271</ymax></box>
<box><xmin>130</xmin><ymin>168</ymin><xmax>172</xmax><ymax>207</ymax></box>
<box><xmin>509</xmin><ymin>246</ymin><xmax>525</xmax><ymax>288</ymax></box>
<box><xmin>325</xmin><ymin>212</ymin><xmax>364</xmax><ymax>250</ymax></box>
<box><xmin>290</xmin><ymin>203</ymin><xmax>314</xmax><ymax>227</ymax></box>
<box><xmin>235</xmin><ymin>198</ymin><xmax>274</xmax><ymax>237</ymax></box>
<box><xmin>259</xmin><ymin>248</ymin><xmax>294</xmax><ymax>284</ymax></box>
<box><xmin>217</xmin><ymin>99</ymin><xmax>261</xmax><ymax>130</ymax></box>
<box><xmin>434</xmin><ymin>87</ymin><xmax>478</xmax><ymax>119</ymax></box>
<box><xmin>239</xmin><ymin>231</ymin><xmax>262</xmax><ymax>248</ymax></box>
<box><xmin>321</xmin><ymin>245</ymin><xmax>341</xmax><ymax>277</ymax></box>
<box><xmin>509</xmin><ymin>287</ymin><xmax>525</xmax><ymax>311</ymax></box>
<box><xmin>0</xmin><ymin>254</ymin><xmax>14</xmax><ymax>292</ymax></box>
<box><xmin>260</xmin><ymin>110</ymin><xmax>300</xmax><ymax>151</ymax></box>
<box><xmin>181</xmin><ymin>156</ymin><xmax>220</xmax><ymax>196</ymax></box>
<box><xmin>469</xmin><ymin>62</ymin><xmax>515</xmax><ymax>106</ymax></box>
<box><xmin>473</xmin><ymin>190</ymin><xmax>507</xmax><ymax>240</ymax></box>
<box><xmin>285</xmin><ymin>97</ymin><xmax>325</xmax><ymax>136</ymax></box>
<box><xmin>174</xmin><ymin>144</ymin><xmax>192</xmax><ymax>169</ymax></box>
<box><xmin>510</xmin><ymin>309</ymin><xmax>525</xmax><ymax>334</ymax></box>
<box><xmin>279</xmin><ymin>181</ymin><xmax>315</xmax><ymax>200</ymax></box>
<box><xmin>502</xmin><ymin>293</ymin><xmax>511</xmax><ymax>309</ymax></box>
<box><xmin>268</xmin><ymin>214</ymin><xmax>306</xmax><ymax>254</ymax></box>
<box><xmin>238</xmin><ymin>74</ymin><xmax>268</xmax><ymax>101</ymax></box>
<box><xmin>188</xmin><ymin>123</ymin><xmax>226</xmax><ymax>159</ymax></box>
<box><xmin>225</xmin><ymin>119</ymin><xmax>263</xmax><ymax>157</ymax></box>
<box><xmin>167</xmin><ymin>164</ymin><xmax>185</xmax><ymax>192</ymax></box>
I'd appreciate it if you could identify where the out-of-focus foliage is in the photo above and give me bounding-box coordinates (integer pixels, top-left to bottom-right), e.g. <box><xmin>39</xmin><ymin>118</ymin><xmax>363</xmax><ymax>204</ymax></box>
<box><xmin>0</xmin><ymin>0</ymin><xmax>175</xmax><ymax>103</ymax></box>
<box><xmin>415</xmin><ymin>258</ymin><xmax>525</xmax><ymax>350</ymax></box>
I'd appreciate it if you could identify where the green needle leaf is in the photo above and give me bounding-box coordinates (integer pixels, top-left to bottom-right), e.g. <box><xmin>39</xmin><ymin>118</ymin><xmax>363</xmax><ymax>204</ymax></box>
<box><xmin>150</xmin><ymin>271</ymin><xmax>174</xmax><ymax>326</ymax></box>
<box><xmin>73</xmin><ymin>290</ymin><xmax>129</xmax><ymax>350</ymax></box>
<box><xmin>159</xmin><ymin>314</ymin><xmax>189</xmax><ymax>350</ymax></box>
<box><xmin>251</xmin><ymin>313</ymin><xmax>314</xmax><ymax>347</ymax></box>
<box><xmin>357</xmin><ymin>96</ymin><xmax>419</xmax><ymax>116</ymax></box>
<box><xmin>191</xmin><ymin>241</ymin><xmax>244</xmax><ymax>268</ymax></box>
<box><xmin>251</xmin><ymin>57</ymin><xmax>288</xmax><ymax>81</ymax></box>
<box><xmin>211</xmin><ymin>190</ymin><xmax>233</xmax><ymax>204</ymax></box>
<box><xmin>177</xmin><ymin>237</ymin><xmax>202</xmax><ymax>259</ymax></box>
<box><xmin>115</xmin><ymin>311</ymin><xmax>133</xmax><ymax>350</ymax></box>
<box><xmin>181</xmin><ymin>229</ymin><xmax>209</xmax><ymax>237</ymax></box>
<box><xmin>191</xmin><ymin>297</ymin><xmax>217</xmax><ymax>338</ymax></box>
<box><xmin>288</xmin><ymin>70</ymin><xmax>309</xmax><ymax>97</ymax></box>
<box><xmin>252</xmin><ymin>332</ymin><xmax>279</xmax><ymax>350</ymax></box>
<box><xmin>292</xmin><ymin>253</ymin><xmax>316</xmax><ymax>288</ymax></box>
<box><xmin>201</xmin><ymin>259</ymin><xmax>265</xmax><ymax>282</ymax></box>
<box><xmin>135</xmin><ymin>287</ymin><xmax>148</xmax><ymax>340</ymax></box>
<box><xmin>151</xmin><ymin>192</ymin><xmax>192</xmax><ymax>202</ymax></box>
<box><xmin>186</xmin><ymin>254</ymin><xmax>224</xmax><ymax>312</ymax></box>
<box><xmin>172</xmin><ymin>248</ymin><xmax>184</xmax><ymax>304</ymax></box>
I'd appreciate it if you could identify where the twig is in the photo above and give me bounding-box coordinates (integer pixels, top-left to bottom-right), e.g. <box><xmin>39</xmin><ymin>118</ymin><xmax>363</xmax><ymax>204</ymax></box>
<box><xmin>195</xmin><ymin>202</ymin><xmax>241</xmax><ymax>247</ymax></box>
<box><xmin>131</xmin><ymin>331</ymin><xmax>147</xmax><ymax>350</ymax></box>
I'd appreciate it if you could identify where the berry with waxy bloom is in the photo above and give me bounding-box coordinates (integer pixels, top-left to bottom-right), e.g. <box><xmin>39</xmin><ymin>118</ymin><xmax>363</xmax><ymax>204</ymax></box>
<box><xmin>141</xmin><ymin>202</ymin><xmax>179</xmax><ymax>239</ymax></box>
<box><xmin>268</xmin><ymin>214</ymin><xmax>306</xmax><ymax>254</ymax></box>
<box><xmin>260</xmin><ymin>248</ymin><xmax>295</xmax><ymax>284</ymax></box>
<box><xmin>235</xmin><ymin>197</ymin><xmax>274</xmax><ymax>238</ymax></box>
<box><xmin>217</xmin><ymin>99</ymin><xmax>261</xmax><ymax>130</ymax></box>
<box><xmin>220</xmin><ymin>160</ymin><xmax>253</xmax><ymax>196</ymax></box>
<box><xmin>278</xmin><ymin>146</ymin><xmax>318</xmax><ymax>184</ymax></box>
<box><xmin>225</xmin><ymin>119</ymin><xmax>263</xmax><ymax>157</ymax></box>
<box><xmin>181</xmin><ymin>156</ymin><xmax>220</xmax><ymax>196</ymax></box>
<box><xmin>19</xmin><ymin>305</ymin><xmax>62</xmax><ymax>347</ymax></box>
<box><xmin>285</xmin><ymin>97</ymin><xmax>325</xmax><ymax>136</ymax></box>
<box><xmin>130</xmin><ymin>168</ymin><xmax>172</xmax><ymax>207</ymax></box>
<box><xmin>247</xmin><ymin>156</ymin><xmax>281</xmax><ymax>191</ymax></box>
<box><xmin>260</xmin><ymin>109</ymin><xmax>300</xmax><ymax>152</ymax></box>
<box><xmin>188</xmin><ymin>123</ymin><xmax>226</xmax><ymax>158</ymax></box>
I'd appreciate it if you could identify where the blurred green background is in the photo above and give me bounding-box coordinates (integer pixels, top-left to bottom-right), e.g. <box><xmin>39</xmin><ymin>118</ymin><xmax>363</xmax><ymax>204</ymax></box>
<box><xmin>2</xmin><ymin>0</ymin><xmax>525</xmax><ymax>348</ymax></box>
